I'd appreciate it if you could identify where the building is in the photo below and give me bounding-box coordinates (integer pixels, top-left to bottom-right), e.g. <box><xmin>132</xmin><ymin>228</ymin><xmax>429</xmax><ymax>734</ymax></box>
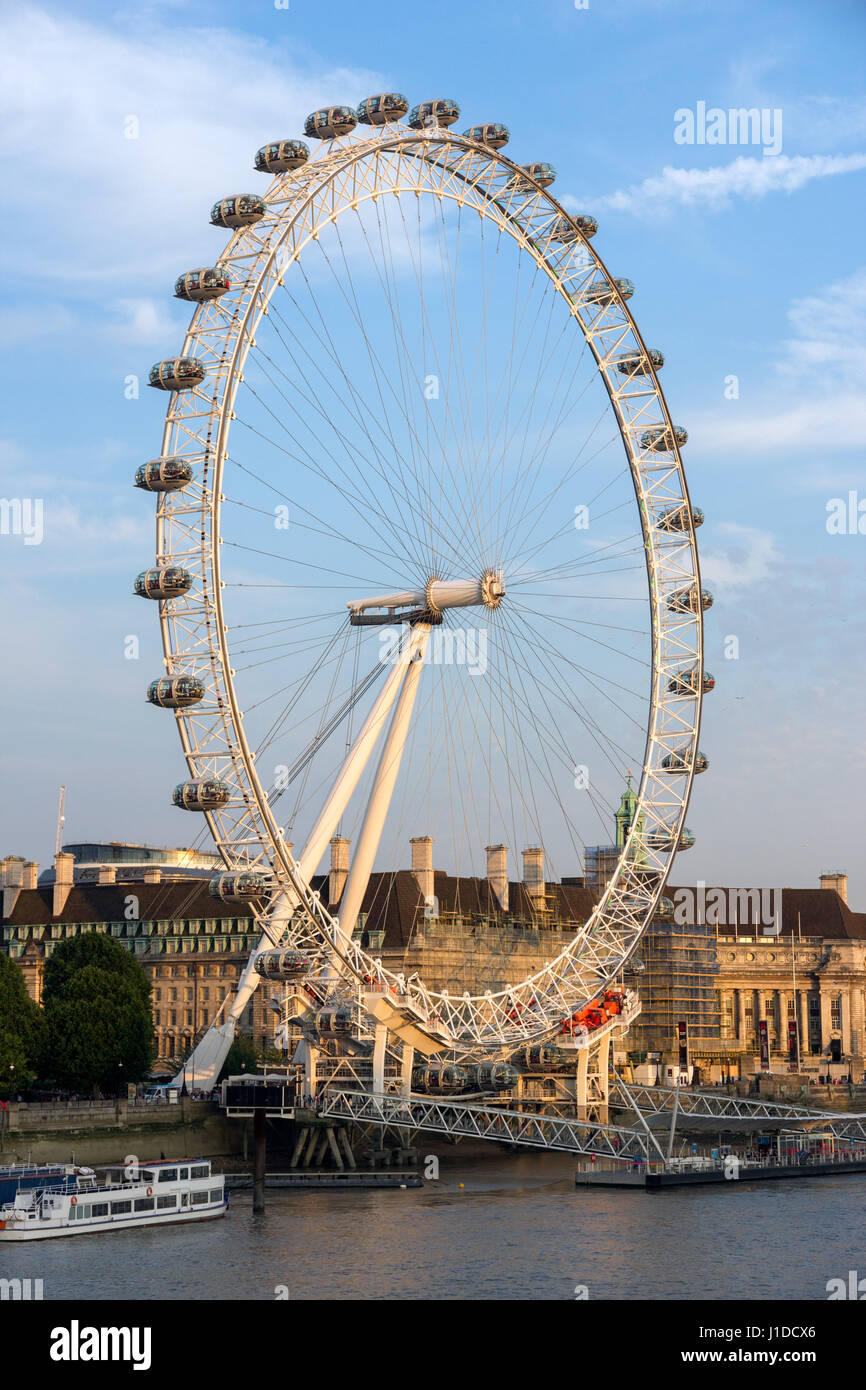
<box><xmin>2</xmin><ymin>832</ymin><xmax>864</xmax><ymax>1083</ymax></box>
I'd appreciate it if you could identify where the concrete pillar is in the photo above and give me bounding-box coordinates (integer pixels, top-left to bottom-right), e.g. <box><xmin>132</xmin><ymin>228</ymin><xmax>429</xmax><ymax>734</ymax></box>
<box><xmin>410</xmin><ymin>836</ymin><xmax>434</xmax><ymax>905</ymax></box>
<box><xmin>22</xmin><ymin>862</ymin><xmax>39</xmax><ymax>890</ymax></box>
<box><xmin>372</xmin><ymin>1024</ymin><xmax>387</xmax><ymax>1097</ymax></box>
<box><xmin>52</xmin><ymin>852</ymin><xmax>74</xmax><ymax>917</ymax></box>
<box><xmin>798</xmin><ymin>991</ymin><xmax>809</xmax><ymax>1060</ymax></box>
<box><xmin>142</xmin><ymin>867</ymin><xmax>161</xmax><ymax>884</ymax></box>
<box><xmin>819</xmin><ymin>991</ymin><xmax>832</xmax><ymax>1056</ymax></box>
<box><xmin>253</xmin><ymin>1108</ymin><xmax>266</xmax><ymax>1214</ymax></box>
<box><xmin>485</xmin><ymin>843</ymin><xmax>509</xmax><ymax>912</ymax></box>
<box><xmin>841</xmin><ymin>989</ymin><xmax>852</xmax><ymax>1058</ymax></box>
<box><xmin>737</xmin><ymin>989</ymin><xmax>747</xmax><ymax>1043</ymax></box>
<box><xmin>328</xmin><ymin>836</ymin><xmax>350</xmax><ymax>907</ymax></box>
<box><xmin>522</xmin><ymin>846</ymin><xmax>545</xmax><ymax>911</ymax></box>
<box><xmin>97</xmin><ymin>866</ymin><xmax>117</xmax><ymax>885</ymax></box>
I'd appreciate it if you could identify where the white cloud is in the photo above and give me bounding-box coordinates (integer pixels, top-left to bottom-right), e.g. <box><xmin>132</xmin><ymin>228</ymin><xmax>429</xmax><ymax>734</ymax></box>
<box><xmin>700</xmin><ymin>523</ymin><xmax>780</xmax><ymax>592</ymax></box>
<box><xmin>687</xmin><ymin>268</ymin><xmax>866</xmax><ymax>459</ymax></box>
<box><xmin>566</xmin><ymin>153</ymin><xmax>866</xmax><ymax>218</ymax></box>
<box><xmin>0</xmin><ymin>7</ymin><xmax>381</xmax><ymax>286</ymax></box>
<box><xmin>107</xmin><ymin>298</ymin><xmax>188</xmax><ymax>345</ymax></box>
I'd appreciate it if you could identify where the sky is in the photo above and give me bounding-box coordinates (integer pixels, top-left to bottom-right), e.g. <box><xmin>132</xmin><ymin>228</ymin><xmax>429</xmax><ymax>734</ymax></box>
<box><xmin>0</xmin><ymin>0</ymin><xmax>864</xmax><ymax>903</ymax></box>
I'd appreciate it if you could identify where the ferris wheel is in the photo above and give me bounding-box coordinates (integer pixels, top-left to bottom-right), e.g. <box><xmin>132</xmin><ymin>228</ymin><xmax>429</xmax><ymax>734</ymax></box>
<box><xmin>134</xmin><ymin>94</ymin><xmax>711</xmax><ymax>1082</ymax></box>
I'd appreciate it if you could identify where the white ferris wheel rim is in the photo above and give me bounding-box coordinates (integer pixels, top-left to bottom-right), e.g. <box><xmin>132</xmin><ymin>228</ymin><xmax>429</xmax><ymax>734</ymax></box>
<box><xmin>149</xmin><ymin>118</ymin><xmax>705</xmax><ymax>1052</ymax></box>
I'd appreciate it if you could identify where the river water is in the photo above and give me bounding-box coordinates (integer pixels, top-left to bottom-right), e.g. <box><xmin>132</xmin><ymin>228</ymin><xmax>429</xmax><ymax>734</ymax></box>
<box><xmin>4</xmin><ymin>1153</ymin><xmax>864</xmax><ymax>1301</ymax></box>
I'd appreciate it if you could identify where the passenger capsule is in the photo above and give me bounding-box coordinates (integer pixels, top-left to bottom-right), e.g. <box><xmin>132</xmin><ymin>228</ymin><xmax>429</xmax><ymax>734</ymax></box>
<box><xmin>254</xmin><ymin>139</ymin><xmax>310</xmax><ymax>174</ymax></box>
<box><xmin>133</xmin><ymin>566</ymin><xmax>192</xmax><ymax>600</ymax></box>
<box><xmin>645</xmin><ymin>827</ymin><xmax>696</xmax><ymax>852</ymax></box>
<box><xmin>661</xmin><ymin>747</ymin><xmax>709</xmax><ymax>775</ymax></box>
<box><xmin>613</xmin><ymin>348</ymin><xmax>664</xmax><ymax>377</ymax></box>
<box><xmin>462</xmin><ymin>122</ymin><xmax>509</xmax><ymax>150</ymax></box>
<box><xmin>641</xmin><ymin>424</ymin><xmax>688</xmax><ymax>452</ymax></box>
<box><xmin>657</xmin><ymin>502</ymin><xmax>703</xmax><ymax>531</ymax></box>
<box><xmin>134</xmin><ymin>457</ymin><xmax>193</xmax><ymax>492</ymax></box>
<box><xmin>411</xmin><ymin>1062</ymin><xmax>468</xmax><ymax>1095</ymax></box>
<box><xmin>174</xmin><ymin>267</ymin><xmax>231</xmax><ymax>302</ymax></box>
<box><xmin>654</xmin><ymin>895</ymin><xmax>676</xmax><ymax>921</ymax></box>
<box><xmin>667</xmin><ymin>666</ymin><xmax>715</xmax><ymax>696</ymax></box>
<box><xmin>254</xmin><ymin>948</ymin><xmax>312</xmax><ymax>979</ymax></box>
<box><xmin>584</xmin><ymin>277</ymin><xmax>634</xmax><ymax>307</ymax></box>
<box><xmin>549</xmin><ymin>213</ymin><xmax>597</xmax><ymax>244</ymax></box>
<box><xmin>509</xmin><ymin>162</ymin><xmax>557</xmax><ymax>191</ymax></box>
<box><xmin>516</xmin><ymin>1043</ymin><xmax>569</xmax><ymax>1072</ymax></box>
<box><xmin>356</xmin><ymin>93</ymin><xmax>409</xmax><ymax>126</ymax></box>
<box><xmin>209</xmin><ymin>871</ymin><xmax>275</xmax><ymax>902</ymax></box>
<box><xmin>210</xmin><ymin>194</ymin><xmax>266</xmax><ymax>229</ymax></box>
<box><xmin>465</xmin><ymin>1061</ymin><xmax>519</xmax><ymax>1092</ymax></box>
<box><xmin>147</xmin><ymin>676</ymin><xmax>205</xmax><ymax>709</ymax></box>
<box><xmin>148</xmin><ymin>357</ymin><xmax>207</xmax><ymax>392</ymax></box>
<box><xmin>408</xmin><ymin>99</ymin><xmax>461</xmax><ymax>130</ymax></box>
<box><xmin>304</xmin><ymin>106</ymin><xmax>357</xmax><ymax>140</ymax></box>
<box><xmin>317</xmin><ymin>1007</ymin><xmax>353</xmax><ymax>1035</ymax></box>
<box><xmin>172</xmin><ymin>778</ymin><xmax>231</xmax><ymax>811</ymax></box>
<box><xmin>666</xmin><ymin>585</ymin><xmax>713</xmax><ymax>614</ymax></box>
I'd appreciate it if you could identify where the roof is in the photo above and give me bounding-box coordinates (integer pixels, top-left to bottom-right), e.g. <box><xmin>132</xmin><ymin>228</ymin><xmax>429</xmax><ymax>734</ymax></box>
<box><xmin>3</xmin><ymin>873</ymin><xmax>863</xmax><ymax>948</ymax></box>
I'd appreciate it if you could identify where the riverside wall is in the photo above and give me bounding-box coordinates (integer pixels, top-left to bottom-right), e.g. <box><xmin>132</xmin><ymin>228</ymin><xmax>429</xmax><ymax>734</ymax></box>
<box><xmin>0</xmin><ymin>1099</ymin><xmax>249</xmax><ymax>1166</ymax></box>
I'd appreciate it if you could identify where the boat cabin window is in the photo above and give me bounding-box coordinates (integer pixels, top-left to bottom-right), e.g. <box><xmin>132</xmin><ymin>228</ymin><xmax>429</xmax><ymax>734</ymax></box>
<box><xmin>157</xmin><ymin>1194</ymin><xmax>176</xmax><ymax>1209</ymax></box>
<box><xmin>111</xmin><ymin>1200</ymin><xmax>132</xmax><ymax>1215</ymax></box>
<box><xmin>190</xmin><ymin>1164</ymin><xmax>209</xmax><ymax>1179</ymax></box>
<box><xmin>158</xmin><ymin>1168</ymin><xmax>178</xmax><ymax>1182</ymax></box>
<box><xmin>178</xmin><ymin>1167</ymin><xmax>189</xmax><ymax>1180</ymax></box>
<box><xmin>91</xmin><ymin>1203</ymin><xmax>109</xmax><ymax>1217</ymax></box>
<box><xmin>134</xmin><ymin>1198</ymin><xmax>155</xmax><ymax>1212</ymax></box>
<box><xmin>210</xmin><ymin>1189</ymin><xmax>222</xmax><ymax>1203</ymax></box>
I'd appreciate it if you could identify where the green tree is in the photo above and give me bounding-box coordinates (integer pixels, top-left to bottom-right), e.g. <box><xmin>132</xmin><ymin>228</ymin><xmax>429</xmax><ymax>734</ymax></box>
<box><xmin>41</xmin><ymin>934</ymin><xmax>154</xmax><ymax>1094</ymax></box>
<box><xmin>0</xmin><ymin>954</ymin><xmax>44</xmax><ymax>1095</ymax></box>
<box><xmin>218</xmin><ymin>1034</ymin><xmax>259</xmax><ymax>1082</ymax></box>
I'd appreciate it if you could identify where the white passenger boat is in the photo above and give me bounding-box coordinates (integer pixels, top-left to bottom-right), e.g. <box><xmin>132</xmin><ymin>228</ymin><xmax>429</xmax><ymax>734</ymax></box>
<box><xmin>0</xmin><ymin>1158</ymin><xmax>227</xmax><ymax>1241</ymax></box>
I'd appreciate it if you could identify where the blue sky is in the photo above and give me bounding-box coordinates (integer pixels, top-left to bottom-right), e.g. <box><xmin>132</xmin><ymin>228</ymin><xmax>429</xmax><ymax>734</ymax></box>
<box><xmin>1</xmin><ymin>0</ymin><xmax>864</xmax><ymax>901</ymax></box>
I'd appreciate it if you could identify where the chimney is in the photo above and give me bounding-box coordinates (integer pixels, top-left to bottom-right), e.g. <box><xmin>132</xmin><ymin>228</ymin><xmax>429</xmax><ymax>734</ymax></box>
<box><xmin>97</xmin><ymin>866</ymin><xmax>118</xmax><ymax>885</ymax></box>
<box><xmin>820</xmin><ymin>872</ymin><xmax>848</xmax><ymax>906</ymax></box>
<box><xmin>2</xmin><ymin>858</ymin><xmax>23</xmax><ymax>917</ymax></box>
<box><xmin>410</xmin><ymin>835</ymin><xmax>434</xmax><ymax>905</ymax></box>
<box><xmin>142</xmin><ymin>867</ymin><xmax>162</xmax><ymax>884</ymax></box>
<box><xmin>522</xmin><ymin>846</ymin><xmax>545</xmax><ymax>911</ymax></box>
<box><xmin>329</xmin><ymin>836</ymin><xmax>350</xmax><ymax>906</ymax></box>
<box><xmin>486</xmin><ymin>843</ymin><xmax>509</xmax><ymax>912</ymax></box>
<box><xmin>53</xmin><ymin>851</ymin><xmax>75</xmax><ymax>916</ymax></box>
<box><xmin>23</xmin><ymin>862</ymin><xmax>39</xmax><ymax>890</ymax></box>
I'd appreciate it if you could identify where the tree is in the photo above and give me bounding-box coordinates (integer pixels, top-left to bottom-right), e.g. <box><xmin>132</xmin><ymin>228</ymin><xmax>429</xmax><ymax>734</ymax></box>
<box><xmin>41</xmin><ymin>934</ymin><xmax>154</xmax><ymax>1094</ymax></box>
<box><xmin>0</xmin><ymin>954</ymin><xmax>44</xmax><ymax>1095</ymax></box>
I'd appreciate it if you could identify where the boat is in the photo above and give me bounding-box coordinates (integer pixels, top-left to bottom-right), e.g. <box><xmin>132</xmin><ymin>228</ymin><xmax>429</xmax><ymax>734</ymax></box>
<box><xmin>0</xmin><ymin>1158</ymin><xmax>227</xmax><ymax>1241</ymax></box>
<box><xmin>0</xmin><ymin>1162</ymin><xmax>77</xmax><ymax>1205</ymax></box>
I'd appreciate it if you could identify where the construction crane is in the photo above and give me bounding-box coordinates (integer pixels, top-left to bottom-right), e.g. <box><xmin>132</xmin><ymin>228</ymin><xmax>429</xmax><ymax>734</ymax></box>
<box><xmin>55</xmin><ymin>785</ymin><xmax>66</xmax><ymax>857</ymax></box>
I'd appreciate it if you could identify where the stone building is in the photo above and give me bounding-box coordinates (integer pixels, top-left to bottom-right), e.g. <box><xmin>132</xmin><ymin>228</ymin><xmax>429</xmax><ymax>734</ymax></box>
<box><xmin>2</xmin><ymin>838</ymin><xmax>864</xmax><ymax>1083</ymax></box>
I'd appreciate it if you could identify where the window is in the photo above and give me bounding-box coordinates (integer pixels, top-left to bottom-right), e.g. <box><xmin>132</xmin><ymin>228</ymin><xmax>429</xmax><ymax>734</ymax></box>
<box><xmin>191</xmin><ymin>1191</ymin><xmax>208</xmax><ymax>1205</ymax></box>
<box><xmin>190</xmin><ymin>1165</ymin><xmax>208</xmax><ymax>1179</ymax></box>
<box><xmin>91</xmin><ymin>1203</ymin><xmax>109</xmax><ymax>1217</ymax></box>
<box><xmin>210</xmin><ymin>1189</ymin><xmax>223</xmax><ymax>1203</ymax></box>
<box><xmin>178</xmin><ymin>1168</ymin><xmax>189</xmax><ymax>1180</ymax></box>
<box><xmin>134</xmin><ymin>1198</ymin><xmax>155</xmax><ymax>1212</ymax></box>
<box><xmin>156</xmin><ymin>1194</ymin><xmax>176</xmax><ymax>1210</ymax></box>
<box><xmin>111</xmin><ymin>1201</ymin><xmax>132</xmax><ymax>1215</ymax></box>
<box><xmin>158</xmin><ymin>1168</ymin><xmax>178</xmax><ymax>1183</ymax></box>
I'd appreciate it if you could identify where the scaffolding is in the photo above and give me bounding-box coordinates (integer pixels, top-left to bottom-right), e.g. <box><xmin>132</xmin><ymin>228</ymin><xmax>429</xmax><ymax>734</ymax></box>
<box><xmin>626</xmin><ymin>920</ymin><xmax>721</xmax><ymax>1056</ymax></box>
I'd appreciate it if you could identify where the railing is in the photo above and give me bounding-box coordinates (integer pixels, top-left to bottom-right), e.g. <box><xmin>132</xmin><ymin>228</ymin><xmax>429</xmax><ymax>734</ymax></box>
<box><xmin>320</xmin><ymin>1088</ymin><xmax>652</xmax><ymax>1161</ymax></box>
